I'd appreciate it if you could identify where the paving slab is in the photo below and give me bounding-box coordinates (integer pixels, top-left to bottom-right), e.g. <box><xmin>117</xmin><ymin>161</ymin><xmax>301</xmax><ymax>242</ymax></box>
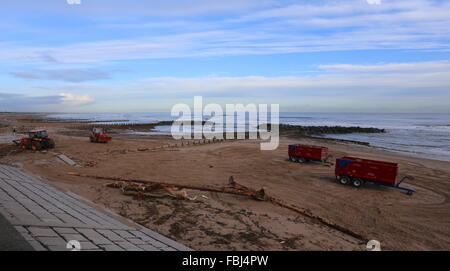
<box><xmin>98</xmin><ymin>244</ymin><xmax>125</xmax><ymax>251</ymax></box>
<box><xmin>54</xmin><ymin>227</ymin><xmax>79</xmax><ymax>234</ymax></box>
<box><xmin>0</xmin><ymin>164</ymin><xmax>192</xmax><ymax>251</ymax></box>
<box><xmin>56</xmin><ymin>154</ymin><xmax>78</xmax><ymax>167</ymax></box>
<box><xmin>28</xmin><ymin>227</ymin><xmax>59</xmax><ymax>237</ymax></box>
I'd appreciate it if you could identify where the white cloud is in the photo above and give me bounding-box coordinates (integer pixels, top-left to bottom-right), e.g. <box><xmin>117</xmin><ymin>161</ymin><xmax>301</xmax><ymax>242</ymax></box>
<box><xmin>59</xmin><ymin>92</ymin><xmax>94</xmax><ymax>105</ymax></box>
<box><xmin>3</xmin><ymin>60</ymin><xmax>449</xmax><ymax>112</ymax></box>
<box><xmin>0</xmin><ymin>92</ymin><xmax>94</xmax><ymax>111</ymax></box>
<box><xmin>56</xmin><ymin>61</ymin><xmax>450</xmax><ymax>98</ymax></box>
<box><xmin>366</xmin><ymin>0</ymin><xmax>382</xmax><ymax>5</ymax></box>
<box><xmin>319</xmin><ymin>61</ymin><xmax>450</xmax><ymax>73</ymax></box>
<box><xmin>135</xmin><ymin>73</ymin><xmax>449</xmax><ymax>93</ymax></box>
<box><xmin>11</xmin><ymin>69</ymin><xmax>110</xmax><ymax>82</ymax></box>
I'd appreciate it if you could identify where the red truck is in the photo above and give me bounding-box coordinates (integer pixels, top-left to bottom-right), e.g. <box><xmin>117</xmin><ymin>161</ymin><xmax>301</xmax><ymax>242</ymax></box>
<box><xmin>288</xmin><ymin>144</ymin><xmax>329</xmax><ymax>163</ymax></box>
<box><xmin>335</xmin><ymin>156</ymin><xmax>415</xmax><ymax>195</ymax></box>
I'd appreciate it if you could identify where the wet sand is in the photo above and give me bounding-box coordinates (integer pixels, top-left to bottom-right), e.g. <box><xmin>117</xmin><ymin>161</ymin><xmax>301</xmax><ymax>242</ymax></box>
<box><xmin>0</xmin><ymin>113</ymin><xmax>449</xmax><ymax>251</ymax></box>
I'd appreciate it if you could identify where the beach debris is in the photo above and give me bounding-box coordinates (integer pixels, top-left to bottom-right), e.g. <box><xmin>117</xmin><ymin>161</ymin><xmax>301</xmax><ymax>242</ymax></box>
<box><xmin>164</xmin><ymin>186</ymin><xmax>197</xmax><ymax>200</ymax></box>
<box><xmin>67</xmin><ymin>172</ymin><xmax>368</xmax><ymax>242</ymax></box>
<box><xmin>107</xmin><ymin>181</ymin><xmax>197</xmax><ymax>200</ymax></box>
<box><xmin>68</xmin><ymin>173</ymin><xmax>267</xmax><ymax>200</ymax></box>
<box><xmin>83</xmin><ymin>161</ymin><xmax>98</xmax><ymax>168</ymax></box>
<box><xmin>110</xmin><ymin>149</ymin><xmax>128</xmax><ymax>155</ymax></box>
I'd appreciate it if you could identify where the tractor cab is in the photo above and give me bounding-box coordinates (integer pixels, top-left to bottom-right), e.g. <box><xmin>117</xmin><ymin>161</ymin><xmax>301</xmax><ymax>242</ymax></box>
<box><xmin>29</xmin><ymin>130</ymin><xmax>49</xmax><ymax>139</ymax></box>
<box><xmin>92</xmin><ymin>128</ymin><xmax>106</xmax><ymax>134</ymax></box>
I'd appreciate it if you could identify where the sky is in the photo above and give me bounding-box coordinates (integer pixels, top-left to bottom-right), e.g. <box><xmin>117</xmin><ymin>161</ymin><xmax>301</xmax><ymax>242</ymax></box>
<box><xmin>1</xmin><ymin>0</ymin><xmax>450</xmax><ymax>113</ymax></box>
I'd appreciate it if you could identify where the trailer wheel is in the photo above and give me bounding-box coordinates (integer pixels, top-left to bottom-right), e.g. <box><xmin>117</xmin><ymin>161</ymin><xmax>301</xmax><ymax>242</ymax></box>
<box><xmin>289</xmin><ymin>156</ymin><xmax>295</xmax><ymax>162</ymax></box>
<box><xmin>338</xmin><ymin>176</ymin><xmax>350</xmax><ymax>185</ymax></box>
<box><xmin>297</xmin><ymin>157</ymin><xmax>306</xmax><ymax>163</ymax></box>
<box><xmin>351</xmin><ymin>178</ymin><xmax>363</xmax><ymax>188</ymax></box>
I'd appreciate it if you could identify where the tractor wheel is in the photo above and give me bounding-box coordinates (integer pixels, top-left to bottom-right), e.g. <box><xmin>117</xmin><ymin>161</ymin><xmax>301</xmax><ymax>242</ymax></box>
<box><xmin>351</xmin><ymin>178</ymin><xmax>363</xmax><ymax>188</ymax></box>
<box><xmin>338</xmin><ymin>176</ymin><xmax>350</xmax><ymax>185</ymax></box>
<box><xmin>31</xmin><ymin>142</ymin><xmax>42</xmax><ymax>151</ymax></box>
<box><xmin>20</xmin><ymin>144</ymin><xmax>27</xmax><ymax>150</ymax></box>
<box><xmin>289</xmin><ymin>156</ymin><xmax>295</xmax><ymax>162</ymax></box>
<box><xmin>47</xmin><ymin>139</ymin><xmax>55</xmax><ymax>149</ymax></box>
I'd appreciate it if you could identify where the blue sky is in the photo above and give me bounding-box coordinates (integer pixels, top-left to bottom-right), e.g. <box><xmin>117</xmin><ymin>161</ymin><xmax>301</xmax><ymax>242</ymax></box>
<box><xmin>1</xmin><ymin>0</ymin><xmax>450</xmax><ymax>113</ymax></box>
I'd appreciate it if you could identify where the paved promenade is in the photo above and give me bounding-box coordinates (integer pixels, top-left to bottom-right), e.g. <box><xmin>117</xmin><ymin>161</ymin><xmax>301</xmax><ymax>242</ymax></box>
<box><xmin>0</xmin><ymin>164</ymin><xmax>192</xmax><ymax>251</ymax></box>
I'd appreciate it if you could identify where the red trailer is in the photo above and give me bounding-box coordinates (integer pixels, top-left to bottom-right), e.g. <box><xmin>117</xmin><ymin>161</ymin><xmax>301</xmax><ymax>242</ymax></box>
<box><xmin>288</xmin><ymin>144</ymin><xmax>329</xmax><ymax>163</ymax></box>
<box><xmin>335</xmin><ymin>156</ymin><xmax>415</xmax><ymax>195</ymax></box>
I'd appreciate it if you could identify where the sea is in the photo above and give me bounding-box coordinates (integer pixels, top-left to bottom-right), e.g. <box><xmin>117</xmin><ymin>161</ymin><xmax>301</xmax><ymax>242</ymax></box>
<box><xmin>46</xmin><ymin>112</ymin><xmax>450</xmax><ymax>162</ymax></box>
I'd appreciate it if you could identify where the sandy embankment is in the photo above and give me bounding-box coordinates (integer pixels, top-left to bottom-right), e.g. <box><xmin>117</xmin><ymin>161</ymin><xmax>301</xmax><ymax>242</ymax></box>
<box><xmin>0</xmin><ymin>113</ymin><xmax>449</xmax><ymax>251</ymax></box>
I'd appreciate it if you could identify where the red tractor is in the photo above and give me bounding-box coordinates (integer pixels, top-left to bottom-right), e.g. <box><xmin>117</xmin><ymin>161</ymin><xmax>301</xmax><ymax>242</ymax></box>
<box><xmin>90</xmin><ymin>128</ymin><xmax>112</xmax><ymax>143</ymax></box>
<box><xmin>13</xmin><ymin>130</ymin><xmax>55</xmax><ymax>151</ymax></box>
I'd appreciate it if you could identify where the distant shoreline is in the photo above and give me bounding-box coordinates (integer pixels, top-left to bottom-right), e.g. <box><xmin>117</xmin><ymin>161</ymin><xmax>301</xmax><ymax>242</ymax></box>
<box><xmin>3</xmin><ymin>112</ymin><xmax>448</xmax><ymax>162</ymax></box>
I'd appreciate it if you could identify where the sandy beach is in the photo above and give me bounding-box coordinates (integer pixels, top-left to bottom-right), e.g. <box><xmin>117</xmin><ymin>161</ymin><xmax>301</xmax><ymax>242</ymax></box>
<box><xmin>0</xmin><ymin>112</ymin><xmax>449</xmax><ymax>251</ymax></box>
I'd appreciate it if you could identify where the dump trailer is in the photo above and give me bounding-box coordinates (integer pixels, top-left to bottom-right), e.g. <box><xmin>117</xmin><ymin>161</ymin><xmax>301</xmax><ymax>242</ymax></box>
<box><xmin>335</xmin><ymin>156</ymin><xmax>415</xmax><ymax>195</ymax></box>
<box><xmin>288</xmin><ymin>144</ymin><xmax>329</xmax><ymax>163</ymax></box>
<box><xmin>90</xmin><ymin>128</ymin><xmax>112</xmax><ymax>143</ymax></box>
<box><xmin>13</xmin><ymin>130</ymin><xmax>55</xmax><ymax>151</ymax></box>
